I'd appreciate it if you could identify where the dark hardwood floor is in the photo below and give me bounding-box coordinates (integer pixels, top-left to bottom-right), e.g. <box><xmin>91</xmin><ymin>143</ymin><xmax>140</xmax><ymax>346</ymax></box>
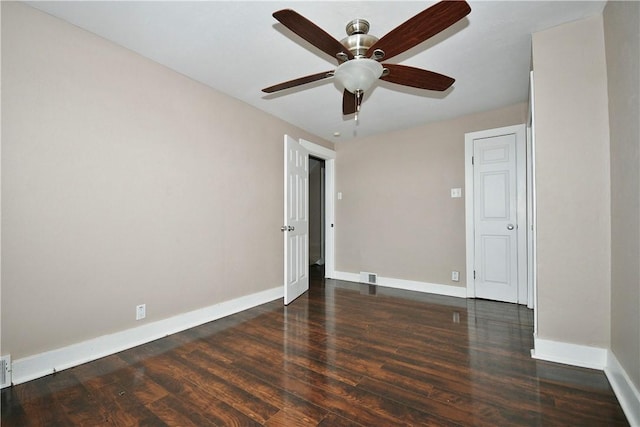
<box><xmin>2</xmin><ymin>267</ymin><xmax>628</xmax><ymax>426</ymax></box>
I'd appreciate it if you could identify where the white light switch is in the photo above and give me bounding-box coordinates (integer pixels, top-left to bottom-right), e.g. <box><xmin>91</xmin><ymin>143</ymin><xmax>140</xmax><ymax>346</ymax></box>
<box><xmin>337</xmin><ymin>192</ymin><xmax>343</xmax><ymax>200</ymax></box>
<box><xmin>451</xmin><ymin>188</ymin><xmax>462</xmax><ymax>198</ymax></box>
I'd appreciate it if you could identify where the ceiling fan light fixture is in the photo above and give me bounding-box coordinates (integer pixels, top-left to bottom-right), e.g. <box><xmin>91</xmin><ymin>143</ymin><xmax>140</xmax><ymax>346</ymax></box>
<box><xmin>333</xmin><ymin>59</ymin><xmax>383</xmax><ymax>94</ymax></box>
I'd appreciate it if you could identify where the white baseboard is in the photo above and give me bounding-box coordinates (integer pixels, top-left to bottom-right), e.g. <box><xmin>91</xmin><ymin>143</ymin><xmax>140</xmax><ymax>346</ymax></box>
<box><xmin>530</xmin><ymin>335</ymin><xmax>607</xmax><ymax>370</ymax></box>
<box><xmin>12</xmin><ymin>286</ymin><xmax>283</xmax><ymax>385</ymax></box>
<box><xmin>332</xmin><ymin>271</ymin><xmax>467</xmax><ymax>298</ymax></box>
<box><xmin>331</xmin><ymin>271</ymin><xmax>359</xmax><ymax>282</ymax></box>
<box><xmin>605</xmin><ymin>351</ymin><xmax>640</xmax><ymax>426</ymax></box>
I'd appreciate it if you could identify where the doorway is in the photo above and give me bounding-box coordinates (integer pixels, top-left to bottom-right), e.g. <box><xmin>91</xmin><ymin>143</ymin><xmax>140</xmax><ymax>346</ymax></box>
<box><xmin>299</xmin><ymin>139</ymin><xmax>335</xmax><ymax>278</ymax></box>
<box><xmin>283</xmin><ymin>139</ymin><xmax>336</xmax><ymax>300</ymax></box>
<box><xmin>309</xmin><ymin>156</ymin><xmax>325</xmax><ymax>278</ymax></box>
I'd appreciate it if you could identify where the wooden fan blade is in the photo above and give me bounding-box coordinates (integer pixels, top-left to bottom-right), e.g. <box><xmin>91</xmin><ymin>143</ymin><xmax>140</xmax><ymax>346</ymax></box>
<box><xmin>343</xmin><ymin>90</ymin><xmax>356</xmax><ymax>115</ymax></box>
<box><xmin>273</xmin><ymin>9</ymin><xmax>354</xmax><ymax>62</ymax></box>
<box><xmin>262</xmin><ymin>71</ymin><xmax>334</xmax><ymax>93</ymax></box>
<box><xmin>367</xmin><ymin>1</ymin><xmax>471</xmax><ymax>61</ymax></box>
<box><xmin>381</xmin><ymin>64</ymin><xmax>454</xmax><ymax>91</ymax></box>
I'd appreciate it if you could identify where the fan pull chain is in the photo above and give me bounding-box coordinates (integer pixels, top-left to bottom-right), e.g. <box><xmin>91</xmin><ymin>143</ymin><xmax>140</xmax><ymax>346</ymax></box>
<box><xmin>355</xmin><ymin>90</ymin><xmax>363</xmax><ymax>123</ymax></box>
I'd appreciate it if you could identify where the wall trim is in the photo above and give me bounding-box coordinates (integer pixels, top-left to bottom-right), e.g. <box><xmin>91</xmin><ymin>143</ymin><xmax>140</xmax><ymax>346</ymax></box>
<box><xmin>333</xmin><ymin>271</ymin><xmax>467</xmax><ymax>298</ymax></box>
<box><xmin>530</xmin><ymin>335</ymin><xmax>608</xmax><ymax>370</ymax></box>
<box><xmin>605</xmin><ymin>351</ymin><xmax>640</xmax><ymax>426</ymax></box>
<box><xmin>11</xmin><ymin>286</ymin><xmax>283</xmax><ymax>385</ymax></box>
<box><xmin>299</xmin><ymin>139</ymin><xmax>336</xmax><ymax>159</ymax></box>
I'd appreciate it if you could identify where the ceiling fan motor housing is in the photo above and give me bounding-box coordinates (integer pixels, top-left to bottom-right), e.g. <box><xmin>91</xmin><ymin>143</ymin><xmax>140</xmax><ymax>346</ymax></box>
<box><xmin>340</xmin><ymin>19</ymin><xmax>379</xmax><ymax>59</ymax></box>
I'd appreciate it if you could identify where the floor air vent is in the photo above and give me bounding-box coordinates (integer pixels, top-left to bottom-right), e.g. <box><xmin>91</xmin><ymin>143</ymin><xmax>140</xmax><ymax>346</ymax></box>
<box><xmin>0</xmin><ymin>355</ymin><xmax>11</xmax><ymax>388</ymax></box>
<box><xmin>359</xmin><ymin>271</ymin><xmax>377</xmax><ymax>285</ymax></box>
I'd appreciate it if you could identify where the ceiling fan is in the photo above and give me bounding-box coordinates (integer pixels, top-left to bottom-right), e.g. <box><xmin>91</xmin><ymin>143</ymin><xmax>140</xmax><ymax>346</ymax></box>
<box><xmin>262</xmin><ymin>1</ymin><xmax>471</xmax><ymax>118</ymax></box>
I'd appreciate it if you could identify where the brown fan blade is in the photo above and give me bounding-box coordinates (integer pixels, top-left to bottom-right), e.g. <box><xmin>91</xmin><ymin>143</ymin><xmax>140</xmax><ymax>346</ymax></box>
<box><xmin>381</xmin><ymin>64</ymin><xmax>454</xmax><ymax>91</ymax></box>
<box><xmin>273</xmin><ymin>9</ymin><xmax>354</xmax><ymax>62</ymax></box>
<box><xmin>367</xmin><ymin>1</ymin><xmax>471</xmax><ymax>62</ymax></box>
<box><xmin>342</xmin><ymin>90</ymin><xmax>356</xmax><ymax>115</ymax></box>
<box><xmin>262</xmin><ymin>71</ymin><xmax>334</xmax><ymax>93</ymax></box>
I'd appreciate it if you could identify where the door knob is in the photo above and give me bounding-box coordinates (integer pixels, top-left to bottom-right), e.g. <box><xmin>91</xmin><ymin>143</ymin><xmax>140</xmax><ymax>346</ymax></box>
<box><xmin>280</xmin><ymin>226</ymin><xmax>287</xmax><ymax>232</ymax></box>
<box><xmin>507</xmin><ymin>224</ymin><xmax>515</xmax><ymax>230</ymax></box>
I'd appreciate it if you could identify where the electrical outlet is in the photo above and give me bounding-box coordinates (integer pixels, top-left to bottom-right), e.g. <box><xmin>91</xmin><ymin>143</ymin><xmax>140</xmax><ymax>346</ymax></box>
<box><xmin>451</xmin><ymin>271</ymin><xmax>460</xmax><ymax>282</ymax></box>
<box><xmin>136</xmin><ymin>304</ymin><xmax>146</xmax><ymax>320</ymax></box>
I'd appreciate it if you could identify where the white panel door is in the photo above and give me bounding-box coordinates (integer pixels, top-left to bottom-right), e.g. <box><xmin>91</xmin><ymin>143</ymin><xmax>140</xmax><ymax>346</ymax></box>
<box><xmin>283</xmin><ymin>135</ymin><xmax>309</xmax><ymax>305</ymax></box>
<box><xmin>473</xmin><ymin>133</ymin><xmax>518</xmax><ymax>303</ymax></box>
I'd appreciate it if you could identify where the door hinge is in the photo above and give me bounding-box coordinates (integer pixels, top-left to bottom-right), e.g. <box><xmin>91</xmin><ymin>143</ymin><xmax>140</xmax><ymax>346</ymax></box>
<box><xmin>473</xmin><ymin>270</ymin><xmax>476</xmax><ymax>279</ymax></box>
<box><xmin>471</xmin><ymin>156</ymin><xmax>474</xmax><ymax>165</ymax></box>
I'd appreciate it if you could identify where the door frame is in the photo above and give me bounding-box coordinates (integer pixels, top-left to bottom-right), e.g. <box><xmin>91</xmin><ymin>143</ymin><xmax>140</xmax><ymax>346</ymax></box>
<box><xmin>464</xmin><ymin>124</ymin><xmax>528</xmax><ymax>304</ymax></box>
<box><xmin>299</xmin><ymin>139</ymin><xmax>336</xmax><ymax>279</ymax></box>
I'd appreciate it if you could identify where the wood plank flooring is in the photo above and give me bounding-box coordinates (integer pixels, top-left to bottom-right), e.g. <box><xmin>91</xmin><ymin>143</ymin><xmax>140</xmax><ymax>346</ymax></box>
<box><xmin>2</xmin><ymin>268</ymin><xmax>629</xmax><ymax>426</ymax></box>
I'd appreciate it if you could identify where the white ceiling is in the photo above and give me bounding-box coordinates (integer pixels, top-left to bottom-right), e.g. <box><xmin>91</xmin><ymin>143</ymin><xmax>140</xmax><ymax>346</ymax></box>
<box><xmin>27</xmin><ymin>1</ymin><xmax>606</xmax><ymax>142</ymax></box>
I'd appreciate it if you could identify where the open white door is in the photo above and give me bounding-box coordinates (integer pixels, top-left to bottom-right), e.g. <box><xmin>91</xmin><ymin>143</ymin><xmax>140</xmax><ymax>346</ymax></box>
<box><xmin>283</xmin><ymin>135</ymin><xmax>309</xmax><ymax>305</ymax></box>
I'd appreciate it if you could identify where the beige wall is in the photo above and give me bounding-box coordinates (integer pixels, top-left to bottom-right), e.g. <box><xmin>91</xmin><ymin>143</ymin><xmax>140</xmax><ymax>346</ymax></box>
<box><xmin>604</xmin><ymin>1</ymin><xmax>640</xmax><ymax>391</ymax></box>
<box><xmin>532</xmin><ymin>16</ymin><xmax>611</xmax><ymax>347</ymax></box>
<box><xmin>335</xmin><ymin>103</ymin><xmax>526</xmax><ymax>286</ymax></box>
<box><xmin>1</xmin><ymin>2</ymin><xmax>332</xmax><ymax>360</ymax></box>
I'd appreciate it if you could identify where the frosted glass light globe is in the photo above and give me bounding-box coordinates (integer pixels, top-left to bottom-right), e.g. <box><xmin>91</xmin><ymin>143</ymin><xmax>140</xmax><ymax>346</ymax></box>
<box><xmin>334</xmin><ymin>59</ymin><xmax>383</xmax><ymax>93</ymax></box>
